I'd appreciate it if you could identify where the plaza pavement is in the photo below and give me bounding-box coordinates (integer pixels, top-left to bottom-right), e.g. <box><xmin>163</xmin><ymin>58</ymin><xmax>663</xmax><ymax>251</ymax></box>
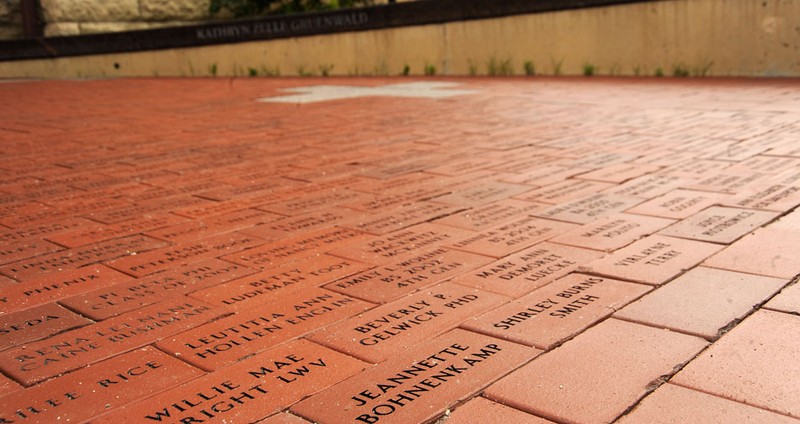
<box><xmin>1</xmin><ymin>76</ymin><xmax>799</xmax><ymax>423</ymax></box>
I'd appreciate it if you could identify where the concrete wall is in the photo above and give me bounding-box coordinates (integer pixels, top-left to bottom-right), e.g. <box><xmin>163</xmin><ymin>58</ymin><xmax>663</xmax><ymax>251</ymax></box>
<box><xmin>1</xmin><ymin>0</ymin><xmax>799</xmax><ymax>78</ymax></box>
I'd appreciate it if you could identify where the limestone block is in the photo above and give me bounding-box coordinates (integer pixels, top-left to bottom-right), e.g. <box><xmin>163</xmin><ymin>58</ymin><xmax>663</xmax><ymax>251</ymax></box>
<box><xmin>147</xmin><ymin>21</ymin><xmax>197</xmax><ymax>28</ymax></box>
<box><xmin>40</xmin><ymin>0</ymin><xmax>140</xmax><ymax>23</ymax></box>
<box><xmin>44</xmin><ymin>21</ymin><xmax>80</xmax><ymax>36</ymax></box>
<box><xmin>79</xmin><ymin>21</ymin><xmax>154</xmax><ymax>34</ymax></box>
<box><xmin>0</xmin><ymin>25</ymin><xmax>22</xmax><ymax>39</ymax></box>
<box><xmin>140</xmin><ymin>0</ymin><xmax>210</xmax><ymax>21</ymax></box>
<box><xmin>0</xmin><ymin>0</ymin><xmax>19</xmax><ymax>24</ymax></box>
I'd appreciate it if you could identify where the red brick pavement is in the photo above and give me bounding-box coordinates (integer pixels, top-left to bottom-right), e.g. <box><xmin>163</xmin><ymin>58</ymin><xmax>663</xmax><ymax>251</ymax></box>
<box><xmin>1</xmin><ymin>77</ymin><xmax>799</xmax><ymax>423</ymax></box>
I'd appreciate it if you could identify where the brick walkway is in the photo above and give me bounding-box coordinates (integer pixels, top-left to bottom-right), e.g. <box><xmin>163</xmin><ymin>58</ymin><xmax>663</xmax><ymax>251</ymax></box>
<box><xmin>1</xmin><ymin>77</ymin><xmax>799</xmax><ymax>423</ymax></box>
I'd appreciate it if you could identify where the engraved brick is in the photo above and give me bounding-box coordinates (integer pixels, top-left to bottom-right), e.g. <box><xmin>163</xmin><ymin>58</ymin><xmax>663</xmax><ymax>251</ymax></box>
<box><xmin>358</xmin><ymin>157</ymin><xmax>436</xmax><ymax>179</ymax></box>
<box><xmin>223</xmin><ymin>227</ymin><xmax>369</xmax><ymax>269</ymax></box>
<box><xmin>550</xmin><ymin>213</ymin><xmax>673</xmax><ymax>252</ymax></box>
<box><xmin>146</xmin><ymin>209</ymin><xmax>281</xmax><ymax>243</ymax></box>
<box><xmin>244</xmin><ymin>208</ymin><xmax>352</xmax><ymax>240</ymax></box>
<box><xmin>192</xmin><ymin>255</ymin><xmax>366</xmax><ymax>307</ymax></box>
<box><xmin>0</xmin><ymin>303</ymin><xmax>92</xmax><ymax>350</ymax></box>
<box><xmin>500</xmin><ymin>164</ymin><xmax>588</xmax><ymax>186</ymax></box>
<box><xmin>92</xmin><ymin>340</ymin><xmax>365</xmax><ymax>424</ymax></box>
<box><xmin>627</xmin><ymin>189</ymin><xmax>724</xmax><ymax>219</ymax></box>
<box><xmin>575</xmin><ymin>163</ymin><xmax>661</xmax><ymax>183</ymax></box>
<box><xmin>710</xmin><ymin>141</ymin><xmax>769</xmax><ymax>161</ymax></box>
<box><xmin>80</xmin><ymin>203</ymin><xmax>163</xmax><ymax>225</ymax></box>
<box><xmin>447</xmin><ymin>217</ymin><xmax>576</xmax><ymax>258</ymax></box>
<box><xmin>308</xmin><ymin>282</ymin><xmax>508</xmax><ymax>364</ymax></box>
<box><xmin>435</xmin><ymin>181</ymin><xmax>533</xmax><ymax>207</ymax></box>
<box><xmin>325</xmin><ymin>248</ymin><xmax>493</xmax><ymax>303</ymax></box>
<box><xmin>329</xmin><ymin>223</ymin><xmax>474</xmax><ymax>265</ymax></box>
<box><xmin>88</xmin><ymin>195</ymin><xmax>211</xmax><ymax>224</ymax></box>
<box><xmin>47</xmin><ymin>214</ymin><xmax>190</xmax><ymax>247</ymax></box>
<box><xmin>52</xmin><ymin>197</ymin><xmax>131</xmax><ymax>216</ymax></box>
<box><xmin>722</xmin><ymin>182</ymin><xmax>800</xmax><ymax>212</ymax></box>
<box><xmin>606</xmin><ymin>174</ymin><xmax>686</xmax><ymax>198</ymax></box>
<box><xmin>0</xmin><ymin>218</ymin><xmax>92</xmax><ymax>245</ymax></box>
<box><xmin>0</xmin><ymin>347</ymin><xmax>202</xmax><ymax>423</ymax></box>
<box><xmin>0</xmin><ymin>298</ymin><xmax>220</xmax><ymax>385</ymax></box>
<box><xmin>533</xmin><ymin>193</ymin><xmax>643</xmax><ymax>224</ymax></box>
<box><xmin>772</xmin><ymin>166</ymin><xmax>800</xmax><ymax>186</ymax></box>
<box><xmin>345</xmin><ymin>178</ymin><xmax>465</xmax><ymax>212</ymax></box>
<box><xmin>0</xmin><ymin>202</ymin><xmax>66</xmax><ymax>228</ymax></box>
<box><xmin>351</xmin><ymin>172</ymin><xmax>431</xmax><ymax>193</ymax></box>
<box><xmin>434</xmin><ymin>199</ymin><xmax>545</xmax><ymax>231</ymax></box>
<box><xmin>584</xmin><ymin>235</ymin><xmax>722</xmax><ymax>285</ymax></box>
<box><xmin>221</xmin><ymin>170</ymin><xmax>297</xmax><ymax>187</ymax></box>
<box><xmin>158</xmin><ymin>288</ymin><xmax>373</xmax><ymax>370</ymax></box>
<box><xmin>464</xmin><ymin>273</ymin><xmax>650</xmax><ymax>349</ymax></box>
<box><xmin>457</xmin><ymin>243</ymin><xmax>605</xmax><ymax>298</ymax></box>
<box><xmin>426</xmin><ymin>156</ymin><xmax>498</xmax><ymax>176</ymax></box>
<box><xmin>260</xmin><ymin>189</ymin><xmax>366</xmax><ymax>216</ymax></box>
<box><xmin>484</xmin><ymin>319</ymin><xmax>707</xmax><ymax>424</ymax></box>
<box><xmin>565</xmin><ymin>151</ymin><xmax>638</xmax><ymax>169</ymax></box>
<box><xmin>0</xmin><ymin>235</ymin><xmax>168</xmax><ymax>281</ymax></box>
<box><xmin>682</xmin><ymin>172</ymin><xmax>769</xmax><ymax>194</ymax></box>
<box><xmin>171</xmin><ymin>200</ymin><xmax>255</xmax><ymax>219</ymax></box>
<box><xmin>196</xmin><ymin>177</ymin><xmax>300</xmax><ymax>201</ymax></box>
<box><xmin>61</xmin><ymin>259</ymin><xmax>257</xmax><ymax>320</ymax></box>
<box><xmin>0</xmin><ymin>238</ymin><xmax>63</xmax><ymax>265</ymax></box>
<box><xmin>724</xmin><ymin>155</ymin><xmax>800</xmax><ymax>174</ymax></box>
<box><xmin>0</xmin><ymin>265</ymin><xmax>130</xmax><ymax>314</ymax></box>
<box><xmin>659</xmin><ymin>206</ymin><xmax>778</xmax><ymax>244</ymax></box>
<box><xmin>341</xmin><ymin>202</ymin><xmax>463</xmax><ymax>235</ymax></box>
<box><xmin>515</xmin><ymin>180</ymin><xmax>614</xmax><ymax>204</ymax></box>
<box><xmin>107</xmin><ymin>232</ymin><xmax>263</xmax><ymax>277</ymax></box>
<box><xmin>0</xmin><ymin>189</ymin><xmax>76</xmax><ymax>208</ymax></box>
<box><xmin>293</xmin><ymin>329</ymin><xmax>537</xmax><ymax>424</ymax></box>
<box><xmin>659</xmin><ymin>159</ymin><xmax>732</xmax><ymax>178</ymax></box>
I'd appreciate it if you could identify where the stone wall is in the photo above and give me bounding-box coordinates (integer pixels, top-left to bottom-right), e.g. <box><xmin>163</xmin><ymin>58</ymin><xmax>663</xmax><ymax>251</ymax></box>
<box><xmin>0</xmin><ymin>0</ymin><xmax>397</xmax><ymax>39</ymax></box>
<box><xmin>41</xmin><ymin>0</ymin><xmax>213</xmax><ymax>37</ymax></box>
<box><xmin>0</xmin><ymin>0</ymin><xmax>22</xmax><ymax>39</ymax></box>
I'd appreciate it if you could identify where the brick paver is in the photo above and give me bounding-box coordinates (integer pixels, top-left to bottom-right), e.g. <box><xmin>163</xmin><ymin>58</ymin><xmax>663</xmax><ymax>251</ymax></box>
<box><xmin>617</xmin><ymin>383</ymin><xmax>799</xmax><ymax>424</ymax></box>
<box><xmin>1</xmin><ymin>76</ymin><xmax>799</xmax><ymax>423</ymax></box>
<box><xmin>671</xmin><ymin>310</ymin><xmax>800</xmax><ymax>418</ymax></box>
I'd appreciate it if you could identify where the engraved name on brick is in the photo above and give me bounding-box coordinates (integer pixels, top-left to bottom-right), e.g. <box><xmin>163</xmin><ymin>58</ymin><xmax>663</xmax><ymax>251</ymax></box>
<box><xmin>158</xmin><ymin>289</ymin><xmax>372</xmax><ymax>370</ymax></box>
<box><xmin>0</xmin><ymin>300</ymin><xmax>219</xmax><ymax>385</ymax></box>
<box><xmin>309</xmin><ymin>283</ymin><xmax>508</xmax><ymax>363</ymax></box>
<box><xmin>326</xmin><ymin>248</ymin><xmax>492</xmax><ymax>303</ymax></box>
<box><xmin>292</xmin><ymin>329</ymin><xmax>536</xmax><ymax>424</ymax></box>
<box><xmin>191</xmin><ymin>256</ymin><xmax>364</xmax><ymax>307</ymax></box>
<box><xmin>92</xmin><ymin>340</ymin><xmax>365</xmax><ymax>424</ymax></box>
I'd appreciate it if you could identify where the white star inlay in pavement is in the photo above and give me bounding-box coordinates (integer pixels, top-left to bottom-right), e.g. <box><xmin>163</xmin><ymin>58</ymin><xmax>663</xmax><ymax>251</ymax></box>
<box><xmin>258</xmin><ymin>82</ymin><xmax>477</xmax><ymax>104</ymax></box>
